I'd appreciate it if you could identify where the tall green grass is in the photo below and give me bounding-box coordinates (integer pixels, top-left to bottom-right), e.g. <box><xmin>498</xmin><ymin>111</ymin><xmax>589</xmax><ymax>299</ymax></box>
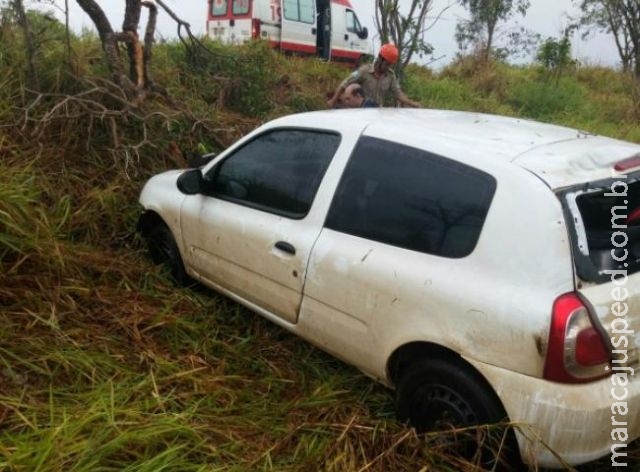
<box><xmin>506</xmin><ymin>78</ymin><xmax>587</xmax><ymax>121</ymax></box>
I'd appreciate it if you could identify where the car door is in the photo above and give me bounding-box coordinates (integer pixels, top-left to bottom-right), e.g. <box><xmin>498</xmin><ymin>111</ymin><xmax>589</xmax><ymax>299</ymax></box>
<box><xmin>180</xmin><ymin>129</ymin><xmax>341</xmax><ymax>324</ymax></box>
<box><xmin>300</xmin><ymin>136</ymin><xmax>498</xmax><ymax>375</ymax></box>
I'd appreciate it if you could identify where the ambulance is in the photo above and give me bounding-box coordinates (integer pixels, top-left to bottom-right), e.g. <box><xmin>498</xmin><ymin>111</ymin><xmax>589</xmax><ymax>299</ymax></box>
<box><xmin>206</xmin><ymin>0</ymin><xmax>373</xmax><ymax>64</ymax></box>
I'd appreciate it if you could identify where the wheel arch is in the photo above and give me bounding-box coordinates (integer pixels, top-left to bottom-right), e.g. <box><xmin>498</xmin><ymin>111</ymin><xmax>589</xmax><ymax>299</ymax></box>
<box><xmin>388</xmin><ymin>341</ymin><xmax>523</xmax><ymax>466</ymax></box>
<box><xmin>137</xmin><ymin>210</ymin><xmax>167</xmax><ymax>236</ymax></box>
<box><xmin>387</xmin><ymin>341</ymin><xmax>501</xmax><ymax>402</ymax></box>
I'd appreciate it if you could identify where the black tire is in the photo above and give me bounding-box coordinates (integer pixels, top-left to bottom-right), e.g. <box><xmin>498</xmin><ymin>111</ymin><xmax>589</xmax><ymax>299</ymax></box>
<box><xmin>145</xmin><ymin>224</ymin><xmax>191</xmax><ymax>286</ymax></box>
<box><xmin>396</xmin><ymin>357</ymin><xmax>520</xmax><ymax>469</ymax></box>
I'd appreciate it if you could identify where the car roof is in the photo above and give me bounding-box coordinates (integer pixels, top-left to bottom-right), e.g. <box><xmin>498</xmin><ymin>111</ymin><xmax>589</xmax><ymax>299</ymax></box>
<box><xmin>270</xmin><ymin>109</ymin><xmax>640</xmax><ymax>189</ymax></box>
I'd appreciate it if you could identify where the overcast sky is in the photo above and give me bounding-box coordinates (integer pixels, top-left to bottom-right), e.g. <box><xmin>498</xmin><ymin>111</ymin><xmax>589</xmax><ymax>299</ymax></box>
<box><xmin>36</xmin><ymin>0</ymin><xmax>620</xmax><ymax>69</ymax></box>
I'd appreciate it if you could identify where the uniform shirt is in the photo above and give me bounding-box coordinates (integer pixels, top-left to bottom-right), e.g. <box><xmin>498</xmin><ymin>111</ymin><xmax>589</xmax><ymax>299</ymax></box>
<box><xmin>340</xmin><ymin>64</ymin><xmax>402</xmax><ymax>106</ymax></box>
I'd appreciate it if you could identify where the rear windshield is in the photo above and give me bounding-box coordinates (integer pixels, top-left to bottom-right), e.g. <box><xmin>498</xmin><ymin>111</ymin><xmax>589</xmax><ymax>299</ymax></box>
<box><xmin>560</xmin><ymin>173</ymin><xmax>640</xmax><ymax>282</ymax></box>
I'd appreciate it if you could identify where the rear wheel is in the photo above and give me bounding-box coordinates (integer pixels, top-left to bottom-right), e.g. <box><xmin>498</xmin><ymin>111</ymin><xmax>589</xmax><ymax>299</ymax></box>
<box><xmin>395</xmin><ymin>358</ymin><xmax>520</xmax><ymax>469</ymax></box>
<box><xmin>145</xmin><ymin>224</ymin><xmax>191</xmax><ymax>286</ymax></box>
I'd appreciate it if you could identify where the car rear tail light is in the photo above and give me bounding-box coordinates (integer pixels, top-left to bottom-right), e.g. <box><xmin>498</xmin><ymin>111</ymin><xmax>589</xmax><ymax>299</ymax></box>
<box><xmin>251</xmin><ymin>19</ymin><xmax>261</xmax><ymax>39</ymax></box>
<box><xmin>614</xmin><ymin>153</ymin><xmax>640</xmax><ymax>172</ymax></box>
<box><xmin>543</xmin><ymin>293</ymin><xmax>611</xmax><ymax>383</ymax></box>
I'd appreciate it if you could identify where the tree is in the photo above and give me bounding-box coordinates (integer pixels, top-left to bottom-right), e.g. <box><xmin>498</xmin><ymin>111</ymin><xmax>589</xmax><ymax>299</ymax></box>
<box><xmin>1</xmin><ymin>0</ymin><xmax>63</xmax><ymax>87</ymax></box>
<box><xmin>374</xmin><ymin>0</ymin><xmax>440</xmax><ymax>82</ymax></box>
<box><xmin>73</xmin><ymin>0</ymin><xmax>157</xmax><ymax>102</ymax></box>
<box><xmin>456</xmin><ymin>0</ymin><xmax>531</xmax><ymax>61</ymax></box>
<box><xmin>575</xmin><ymin>0</ymin><xmax>640</xmax><ymax>77</ymax></box>
<box><xmin>536</xmin><ymin>30</ymin><xmax>575</xmax><ymax>83</ymax></box>
<box><xmin>72</xmin><ymin>0</ymin><xmax>202</xmax><ymax>103</ymax></box>
<box><xmin>8</xmin><ymin>0</ymin><xmax>39</xmax><ymax>87</ymax></box>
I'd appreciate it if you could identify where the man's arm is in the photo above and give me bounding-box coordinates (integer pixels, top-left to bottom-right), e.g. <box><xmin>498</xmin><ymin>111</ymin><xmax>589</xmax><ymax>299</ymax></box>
<box><xmin>390</xmin><ymin>74</ymin><xmax>421</xmax><ymax>108</ymax></box>
<box><xmin>326</xmin><ymin>84</ymin><xmax>346</xmax><ymax>108</ymax></box>
<box><xmin>397</xmin><ymin>91</ymin><xmax>422</xmax><ymax>108</ymax></box>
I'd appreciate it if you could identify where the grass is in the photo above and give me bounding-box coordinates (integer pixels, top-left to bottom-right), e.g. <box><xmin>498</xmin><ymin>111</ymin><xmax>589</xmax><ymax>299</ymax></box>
<box><xmin>0</xmin><ymin>230</ymin><xmax>455</xmax><ymax>470</ymax></box>
<box><xmin>0</xmin><ymin>154</ymin><xmax>455</xmax><ymax>469</ymax></box>
<box><xmin>1</xmin><ymin>24</ymin><xmax>640</xmax><ymax>470</ymax></box>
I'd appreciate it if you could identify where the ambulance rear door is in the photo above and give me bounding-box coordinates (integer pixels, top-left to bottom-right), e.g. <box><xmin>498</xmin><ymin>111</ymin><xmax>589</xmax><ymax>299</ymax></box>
<box><xmin>207</xmin><ymin>0</ymin><xmax>253</xmax><ymax>45</ymax></box>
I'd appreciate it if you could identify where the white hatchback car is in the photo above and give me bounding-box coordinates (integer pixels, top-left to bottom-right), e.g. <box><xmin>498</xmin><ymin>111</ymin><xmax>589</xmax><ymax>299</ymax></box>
<box><xmin>138</xmin><ymin>109</ymin><xmax>640</xmax><ymax>468</ymax></box>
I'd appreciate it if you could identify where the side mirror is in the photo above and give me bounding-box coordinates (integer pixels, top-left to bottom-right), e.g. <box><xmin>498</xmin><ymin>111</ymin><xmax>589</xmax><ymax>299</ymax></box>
<box><xmin>177</xmin><ymin>168</ymin><xmax>205</xmax><ymax>195</ymax></box>
<box><xmin>186</xmin><ymin>151</ymin><xmax>217</xmax><ymax>168</ymax></box>
<box><xmin>357</xmin><ymin>27</ymin><xmax>368</xmax><ymax>40</ymax></box>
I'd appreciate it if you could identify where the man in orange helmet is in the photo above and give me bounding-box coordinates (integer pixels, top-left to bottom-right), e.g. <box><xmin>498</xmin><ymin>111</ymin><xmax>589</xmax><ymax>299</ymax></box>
<box><xmin>327</xmin><ymin>43</ymin><xmax>422</xmax><ymax>108</ymax></box>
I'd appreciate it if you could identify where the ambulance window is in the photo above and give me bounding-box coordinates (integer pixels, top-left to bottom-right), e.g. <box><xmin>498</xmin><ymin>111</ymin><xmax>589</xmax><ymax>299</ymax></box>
<box><xmin>283</xmin><ymin>0</ymin><xmax>314</xmax><ymax>24</ymax></box>
<box><xmin>346</xmin><ymin>10</ymin><xmax>361</xmax><ymax>33</ymax></box>
<box><xmin>211</xmin><ymin>0</ymin><xmax>228</xmax><ymax>16</ymax></box>
<box><xmin>232</xmin><ymin>0</ymin><xmax>250</xmax><ymax>15</ymax></box>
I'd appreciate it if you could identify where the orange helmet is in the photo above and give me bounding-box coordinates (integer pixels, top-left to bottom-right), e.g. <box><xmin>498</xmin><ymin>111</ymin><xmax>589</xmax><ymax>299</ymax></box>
<box><xmin>379</xmin><ymin>43</ymin><xmax>399</xmax><ymax>64</ymax></box>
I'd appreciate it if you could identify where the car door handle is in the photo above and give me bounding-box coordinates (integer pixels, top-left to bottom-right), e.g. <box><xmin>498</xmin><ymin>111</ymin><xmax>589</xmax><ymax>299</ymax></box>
<box><xmin>275</xmin><ymin>241</ymin><xmax>296</xmax><ymax>255</ymax></box>
<box><xmin>344</xmin><ymin>34</ymin><xmax>348</xmax><ymax>41</ymax></box>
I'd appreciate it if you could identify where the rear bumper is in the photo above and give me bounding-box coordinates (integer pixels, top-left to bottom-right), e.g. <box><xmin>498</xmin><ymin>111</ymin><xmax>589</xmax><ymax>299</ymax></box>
<box><xmin>467</xmin><ymin>358</ymin><xmax>640</xmax><ymax>468</ymax></box>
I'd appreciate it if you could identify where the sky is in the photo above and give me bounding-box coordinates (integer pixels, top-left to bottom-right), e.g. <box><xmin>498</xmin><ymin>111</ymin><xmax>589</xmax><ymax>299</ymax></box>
<box><xmin>34</xmin><ymin>0</ymin><xmax>620</xmax><ymax>69</ymax></box>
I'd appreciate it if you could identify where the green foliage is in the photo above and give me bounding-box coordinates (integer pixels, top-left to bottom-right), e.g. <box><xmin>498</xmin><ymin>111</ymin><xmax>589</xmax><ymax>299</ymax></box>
<box><xmin>577</xmin><ymin>0</ymin><xmax>639</xmax><ymax>76</ymax></box>
<box><xmin>407</xmin><ymin>75</ymin><xmax>474</xmax><ymax>110</ymax></box>
<box><xmin>456</xmin><ymin>0</ymin><xmax>532</xmax><ymax>60</ymax></box>
<box><xmin>506</xmin><ymin>78</ymin><xmax>586</xmax><ymax>120</ymax></box>
<box><xmin>0</xmin><ymin>161</ymin><xmax>42</xmax><ymax>260</ymax></box>
<box><xmin>574</xmin><ymin>65</ymin><xmax>631</xmax><ymax>94</ymax></box>
<box><xmin>170</xmin><ymin>39</ymin><xmax>280</xmax><ymax>118</ymax></box>
<box><xmin>0</xmin><ymin>6</ymin><xmax>76</xmax><ymax>92</ymax></box>
<box><xmin>536</xmin><ymin>36</ymin><xmax>574</xmax><ymax>77</ymax></box>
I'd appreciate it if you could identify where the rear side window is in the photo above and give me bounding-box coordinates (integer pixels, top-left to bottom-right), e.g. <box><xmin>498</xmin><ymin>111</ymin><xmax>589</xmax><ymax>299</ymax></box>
<box><xmin>563</xmin><ymin>177</ymin><xmax>640</xmax><ymax>281</ymax></box>
<box><xmin>211</xmin><ymin>0</ymin><xmax>228</xmax><ymax>16</ymax></box>
<box><xmin>206</xmin><ymin>129</ymin><xmax>340</xmax><ymax>218</ymax></box>
<box><xmin>326</xmin><ymin>137</ymin><xmax>497</xmax><ymax>258</ymax></box>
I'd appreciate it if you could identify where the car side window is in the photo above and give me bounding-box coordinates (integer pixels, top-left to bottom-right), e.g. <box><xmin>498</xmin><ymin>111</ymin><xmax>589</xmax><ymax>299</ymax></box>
<box><xmin>206</xmin><ymin>129</ymin><xmax>340</xmax><ymax>218</ymax></box>
<box><xmin>326</xmin><ymin>137</ymin><xmax>497</xmax><ymax>258</ymax></box>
